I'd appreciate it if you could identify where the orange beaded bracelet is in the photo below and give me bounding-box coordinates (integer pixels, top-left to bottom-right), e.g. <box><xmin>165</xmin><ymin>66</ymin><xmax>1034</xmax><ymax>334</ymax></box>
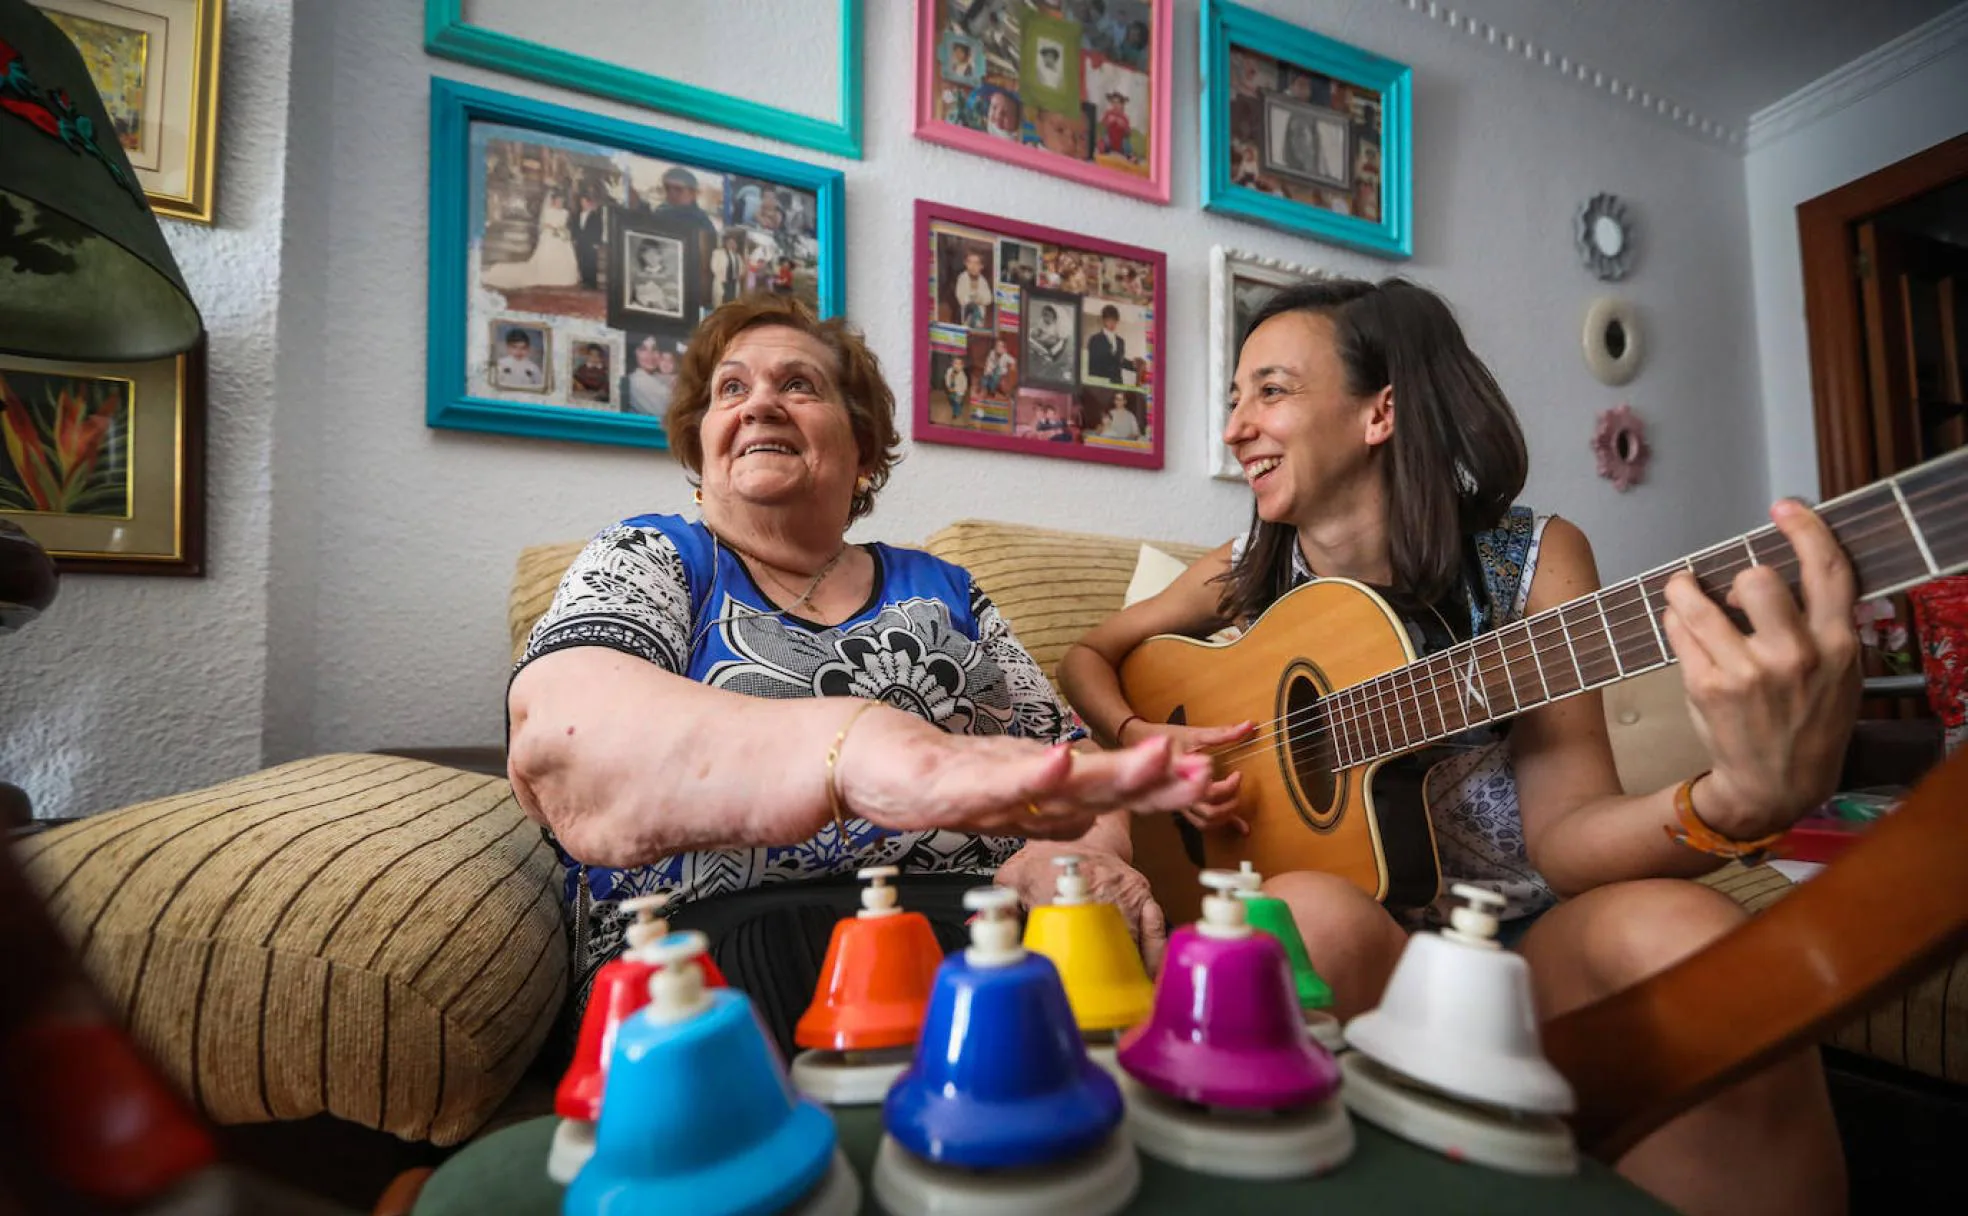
<box><xmin>1662</xmin><ymin>771</ymin><xmax>1787</xmax><ymax>864</ymax></box>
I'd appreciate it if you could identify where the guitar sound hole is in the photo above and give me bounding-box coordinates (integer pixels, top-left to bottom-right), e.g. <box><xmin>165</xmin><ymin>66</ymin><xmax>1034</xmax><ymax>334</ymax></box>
<box><xmin>1283</xmin><ymin>674</ymin><xmax>1338</xmax><ymax>825</ymax></box>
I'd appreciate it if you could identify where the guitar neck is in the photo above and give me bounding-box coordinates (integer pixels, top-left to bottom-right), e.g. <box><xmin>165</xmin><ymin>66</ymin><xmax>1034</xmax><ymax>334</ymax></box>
<box><xmin>1327</xmin><ymin>447</ymin><xmax>1968</xmax><ymax>769</ymax></box>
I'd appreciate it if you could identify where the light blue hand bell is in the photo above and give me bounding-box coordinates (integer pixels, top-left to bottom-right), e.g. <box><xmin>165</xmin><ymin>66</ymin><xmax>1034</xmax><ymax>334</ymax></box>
<box><xmin>564</xmin><ymin>931</ymin><xmax>859</xmax><ymax>1216</ymax></box>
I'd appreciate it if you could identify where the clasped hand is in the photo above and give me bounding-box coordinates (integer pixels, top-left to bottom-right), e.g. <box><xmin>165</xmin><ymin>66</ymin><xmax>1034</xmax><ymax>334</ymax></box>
<box><xmin>1661</xmin><ymin>500</ymin><xmax>1862</xmax><ymax>840</ymax></box>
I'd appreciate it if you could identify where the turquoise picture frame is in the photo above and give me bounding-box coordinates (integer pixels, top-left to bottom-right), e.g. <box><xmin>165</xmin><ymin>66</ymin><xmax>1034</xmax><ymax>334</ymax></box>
<box><xmin>1200</xmin><ymin>0</ymin><xmax>1413</xmax><ymax>259</ymax></box>
<box><xmin>424</xmin><ymin>0</ymin><xmax>863</xmax><ymax>159</ymax></box>
<box><xmin>427</xmin><ymin>78</ymin><xmax>846</xmax><ymax>450</ymax></box>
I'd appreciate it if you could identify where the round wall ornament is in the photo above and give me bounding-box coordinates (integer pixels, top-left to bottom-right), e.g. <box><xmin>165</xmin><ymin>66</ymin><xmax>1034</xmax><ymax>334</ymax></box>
<box><xmin>1577</xmin><ymin>194</ymin><xmax>1635</xmax><ymax>280</ymax></box>
<box><xmin>1582</xmin><ymin>296</ymin><xmax>1643</xmax><ymax>386</ymax></box>
<box><xmin>1591</xmin><ymin>404</ymin><xmax>1650</xmax><ymax>492</ymax></box>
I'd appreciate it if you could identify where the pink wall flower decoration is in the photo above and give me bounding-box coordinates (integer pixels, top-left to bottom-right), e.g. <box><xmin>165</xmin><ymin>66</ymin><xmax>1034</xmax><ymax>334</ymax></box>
<box><xmin>1591</xmin><ymin>404</ymin><xmax>1650</xmax><ymax>492</ymax></box>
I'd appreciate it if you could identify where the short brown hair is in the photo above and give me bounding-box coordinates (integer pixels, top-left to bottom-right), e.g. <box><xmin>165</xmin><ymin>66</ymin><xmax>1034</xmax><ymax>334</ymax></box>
<box><xmin>668</xmin><ymin>295</ymin><xmax>900</xmax><ymax>522</ymax></box>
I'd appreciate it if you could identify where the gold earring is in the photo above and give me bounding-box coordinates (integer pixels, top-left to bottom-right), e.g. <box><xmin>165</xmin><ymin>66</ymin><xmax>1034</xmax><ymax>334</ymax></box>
<box><xmin>693</xmin><ymin>487</ymin><xmax>703</xmax><ymax>505</ymax></box>
<box><xmin>854</xmin><ymin>475</ymin><xmax>872</xmax><ymax>495</ymax></box>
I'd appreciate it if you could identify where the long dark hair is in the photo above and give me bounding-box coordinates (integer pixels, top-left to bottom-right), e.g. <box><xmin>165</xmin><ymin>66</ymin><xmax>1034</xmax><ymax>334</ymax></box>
<box><xmin>1216</xmin><ymin>278</ymin><xmax>1528</xmax><ymax>624</ymax></box>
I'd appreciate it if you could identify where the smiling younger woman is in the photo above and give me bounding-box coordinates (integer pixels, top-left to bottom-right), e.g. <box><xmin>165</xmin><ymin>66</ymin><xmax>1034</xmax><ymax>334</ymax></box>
<box><xmin>1062</xmin><ymin>278</ymin><xmax>1860</xmax><ymax>1215</ymax></box>
<box><xmin>507</xmin><ymin>296</ymin><xmax>1203</xmax><ymax>1045</ymax></box>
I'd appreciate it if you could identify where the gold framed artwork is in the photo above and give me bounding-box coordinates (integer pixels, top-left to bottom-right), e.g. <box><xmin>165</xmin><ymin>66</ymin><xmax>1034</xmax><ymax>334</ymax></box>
<box><xmin>33</xmin><ymin>0</ymin><xmax>223</xmax><ymax>223</ymax></box>
<box><xmin>0</xmin><ymin>342</ymin><xmax>206</xmax><ymax>574</ymax></box>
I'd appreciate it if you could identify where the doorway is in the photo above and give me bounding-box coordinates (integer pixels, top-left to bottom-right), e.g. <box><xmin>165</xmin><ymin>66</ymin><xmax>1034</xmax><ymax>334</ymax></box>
<box><xmin>1799</xmin><ymin>133</ymin><xmax>1968</xmax><ymax>718</ymax></box>
<box><xmin>1801</xmin><ymin>133</ymin><xmax>1968</xmax><ymax>498</ymax></box>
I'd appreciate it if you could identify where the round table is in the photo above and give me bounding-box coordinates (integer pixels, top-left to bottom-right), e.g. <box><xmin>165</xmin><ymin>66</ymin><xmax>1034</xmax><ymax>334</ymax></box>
<box><xmin>412</xmin><ymin>1107</ymin><xmax>1670</xmax><ymax>1215</ymax></box>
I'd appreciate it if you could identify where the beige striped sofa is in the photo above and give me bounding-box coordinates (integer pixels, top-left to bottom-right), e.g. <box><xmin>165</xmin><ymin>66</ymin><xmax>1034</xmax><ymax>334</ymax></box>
<box><xmin>16</xmin><ymin>518</ymin><xmax>1964</xmax><ymax>1159</ymax></box>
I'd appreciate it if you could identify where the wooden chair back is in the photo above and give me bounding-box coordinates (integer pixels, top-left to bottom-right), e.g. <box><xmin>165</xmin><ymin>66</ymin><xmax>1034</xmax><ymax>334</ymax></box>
<box><xmin>1544</xmin><ymin>748</ymin><xmax>1968</xmax><ymax>1159</ymax></box>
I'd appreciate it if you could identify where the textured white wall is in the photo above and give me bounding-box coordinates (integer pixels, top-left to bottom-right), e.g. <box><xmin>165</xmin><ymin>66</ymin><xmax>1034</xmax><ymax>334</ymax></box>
<box><xmin>271</xmin><ymin>0</ymin><xmax>1764</xmax><ymax>766</ymax></box>
<box><xmin>1745</xmin><ymin>29</ymin><xmax>1968</xmax><ymax>500</ymax></box>
<box><xmin>0</xmin><ymin>0</ymin><xmax>293</xmax><ymax>818</ymax></box>
<box><xmin>7</xmin><ymin>0</ymin><xmax>1770</xmax><ymax>814</ymax></box>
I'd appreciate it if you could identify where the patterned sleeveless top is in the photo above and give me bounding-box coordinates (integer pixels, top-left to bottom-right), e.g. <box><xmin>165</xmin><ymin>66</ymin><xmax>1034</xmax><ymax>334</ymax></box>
<box><xmin>515</xmin><ymin>514</ymin><xmax>1086</xmax><ymax>1002</ymax></box>
<box><xmin>1233</xmin><ymin>507</ymin><xmax>1557</xmax><ymax>923</ymax></box>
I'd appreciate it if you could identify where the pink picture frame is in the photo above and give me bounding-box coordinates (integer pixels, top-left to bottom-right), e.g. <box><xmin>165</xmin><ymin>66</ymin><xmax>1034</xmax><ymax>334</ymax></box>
<box><xmin>914</xmin><ymin>199</ymin><xmax>1166</xmax><ymax>469</ymax></box>
<box><xmin>913</xmin><ymin>0</ymin><xmax>1174</xmax><ymax>205</ymax></box>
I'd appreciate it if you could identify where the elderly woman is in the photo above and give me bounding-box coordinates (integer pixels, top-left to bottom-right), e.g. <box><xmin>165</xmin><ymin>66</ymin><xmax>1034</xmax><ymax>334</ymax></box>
<box><xmin>507</xmin><ymin>296</ymin><xmax>1204</xmax><ymax>1037</ymax></box>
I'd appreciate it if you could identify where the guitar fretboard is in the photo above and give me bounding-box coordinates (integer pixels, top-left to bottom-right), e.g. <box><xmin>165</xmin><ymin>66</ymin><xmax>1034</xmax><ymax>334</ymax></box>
<box><xmin>1318</xmin><ymin>447</ymin><xmax>1968</xmax><ymax>769</ymax></box>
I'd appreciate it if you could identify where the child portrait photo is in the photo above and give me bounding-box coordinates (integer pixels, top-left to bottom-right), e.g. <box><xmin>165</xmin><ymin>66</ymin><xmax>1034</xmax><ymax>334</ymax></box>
<box><xmin>1021</xmin><ymin>288</ymin><xmax>1081</xmax><ymax>391</ymax></box>
<box><xmin>490</xmin><ymin>321</ymin><xmax>551</xmax><ymax>393</ymax></box>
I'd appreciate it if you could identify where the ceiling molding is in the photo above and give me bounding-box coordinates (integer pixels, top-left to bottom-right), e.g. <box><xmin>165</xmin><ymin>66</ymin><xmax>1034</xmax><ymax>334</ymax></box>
<box><xmin>1382</xmin><ymin>0</ymin><xmax>1744</xmax><ymax>149</ymax></box>
<box><xmin>1745</xmin><ymin>4</ymin><xmax>1968</xmax><ymax>151</ymax></box>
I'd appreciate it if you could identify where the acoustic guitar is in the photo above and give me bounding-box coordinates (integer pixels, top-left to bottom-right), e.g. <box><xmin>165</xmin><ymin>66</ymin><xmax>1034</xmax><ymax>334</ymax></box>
<box><xmin>1120</xmin><ymin>447</ymin><xmax>1968</xmax><ymax>911</ymax></box>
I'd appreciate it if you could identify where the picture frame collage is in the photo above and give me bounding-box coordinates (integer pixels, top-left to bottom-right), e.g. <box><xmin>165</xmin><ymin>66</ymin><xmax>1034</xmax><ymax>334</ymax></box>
<box><xmin>916</xmin><ymin>201</ymin><xmax>1165</xmax><ymax>468</ymax></box>
<box><xmin>428</xmin><ymin>81</ymin><xmax>845</xmax><ymax>449</ymax></box>
<box><xmin>413</xmin><ymin>0</ymin><xmax>1417</xmax><ymax>464</ymax></box>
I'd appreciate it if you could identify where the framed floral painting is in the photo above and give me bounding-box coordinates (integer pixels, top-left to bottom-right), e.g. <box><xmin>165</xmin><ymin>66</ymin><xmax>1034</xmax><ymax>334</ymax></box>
<box><xmin>914</xmin><ymin>0</ymin><xmax>1173</xmax><ymax>204</ymax></box>
<box><xmin>915</xmin><ymin>199</ymin><xmax>1164</xmax><ymax>468</ymax></box>
<box><xmin>33</xmin><ymin>0</ymin><xmax>223</xmax><ymax>223</ymax></box>
<box><xmin>1200</xmin><ymin>0</ymin><xmax>1412</xmax><ymax>258</ymax></box>
<box><xmin>0</xmin><ymin>341</ymin><xmax>205</xmax><ymax>574</ymax></box>
<box><xmin>427</xmin><ymin>79</ymin><xmax>846</xmax><ymax>449</ymax></box>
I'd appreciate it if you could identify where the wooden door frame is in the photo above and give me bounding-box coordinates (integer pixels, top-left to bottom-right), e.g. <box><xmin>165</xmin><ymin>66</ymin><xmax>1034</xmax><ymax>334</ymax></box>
<box><xmin>1799</xmin><ymin>131</ymin><xmax>1968</xmax><ymax>499</ymax></box>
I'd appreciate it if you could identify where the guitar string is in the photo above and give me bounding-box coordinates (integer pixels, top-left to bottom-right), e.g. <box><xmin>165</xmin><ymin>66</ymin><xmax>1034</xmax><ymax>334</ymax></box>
<box><xmin>1282</xmin><ymin>480</ymin><xmax>1968</xmax><ymax>760</ymax></box>
<box><xmin>1193</xmin><ymin>485</ymin><xmax>1966</xmax><ymax>772</ymax></box>
<box><xmin>1211</xmin><ymin>495</ymin><xmax>1966</xmax><ymax>771</ymax></box>
<box><xmin>1215</xmin><ymin>507</ymin><xmax>1950</xmax><ymax>775</ymax></box>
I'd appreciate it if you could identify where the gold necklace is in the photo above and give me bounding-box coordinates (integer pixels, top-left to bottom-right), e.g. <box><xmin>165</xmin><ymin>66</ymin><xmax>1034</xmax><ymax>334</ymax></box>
<box><xmin>715</xmin><ymin>533</ymin><xmax>850</xmax><ymax>615</ymax></box>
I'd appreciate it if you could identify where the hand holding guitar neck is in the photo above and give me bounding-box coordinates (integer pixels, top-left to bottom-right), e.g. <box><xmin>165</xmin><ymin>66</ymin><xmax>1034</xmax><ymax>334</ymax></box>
<box><xmin>1661</xmin><ymin>498</ymin><xmax>1862</xmax><ymax>842</ymax></box>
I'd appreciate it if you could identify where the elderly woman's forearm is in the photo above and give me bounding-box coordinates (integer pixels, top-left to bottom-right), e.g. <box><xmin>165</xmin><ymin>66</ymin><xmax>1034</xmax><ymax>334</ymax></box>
<box><xmin>508</xmin><ymin>648</ymin><xmax>841</xmax><ymax>865</ymax></box>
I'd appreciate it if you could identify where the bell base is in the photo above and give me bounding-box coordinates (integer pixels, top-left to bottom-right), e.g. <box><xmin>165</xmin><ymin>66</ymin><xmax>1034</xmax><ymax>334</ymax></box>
<box><xmin>1081</xmin><ymin>1032</ymin><xmax>1125</xmax><ymax>1079</ymax></box>
<box><xmin>794</xmin><ymin>1150</ymin><xmax>863</xmax><ymax>1216</ymax></box>
<box><xmin>1306</xmin><ymin>1010</ymin><xmax>1345</xmax><ymax>1053</ymax></box>
<box><xmin>1119</xmin><ymin>1075</ymin><xmax>1354</xmax><ymax>1180</ymax></box>
<box><xmin>871</xmin><ymin>1129</ymin><xmax>1137</xmax><ymax>1216</ymax></box>
<box><xmin>1340</xmin><ymin>1053</ymin><xmax>1578</xmax><ymax>1177</ymax></box>
<box><xmin>790</xmin><ymin>1047</ymin><xmax>913</xmax><ymax>1107</ymax></box>
<box><xmin>545</xmin><ymin>1116</ymin><xmax>593</xmax><ymax>1185</ymax></box>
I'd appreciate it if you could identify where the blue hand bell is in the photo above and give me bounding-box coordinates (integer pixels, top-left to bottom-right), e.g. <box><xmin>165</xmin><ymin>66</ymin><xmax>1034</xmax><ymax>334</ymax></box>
<box><xmin>563</xmin><ymin>931</ymin><xmax>859</xmax><ymax>1216</ymax></box>
<box><xmin>873</xmin><ymin>886</ymin><xmax>1138</xmax><ymax>1216</ymax></box>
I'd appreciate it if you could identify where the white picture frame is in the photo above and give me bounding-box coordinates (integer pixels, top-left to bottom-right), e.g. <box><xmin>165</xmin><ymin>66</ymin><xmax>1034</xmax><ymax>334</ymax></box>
<box><xmin>1207</xmin><ymin>245</ymin><xmax>1328</xmax><ymax>480</ymax></box>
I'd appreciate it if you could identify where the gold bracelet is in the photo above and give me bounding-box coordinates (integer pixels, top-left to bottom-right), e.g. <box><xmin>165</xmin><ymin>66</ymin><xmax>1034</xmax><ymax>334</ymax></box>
<box><xmin>825</xmin><ymin>700</ymin><xmax>882</xmax><ymax>836</ymax></box>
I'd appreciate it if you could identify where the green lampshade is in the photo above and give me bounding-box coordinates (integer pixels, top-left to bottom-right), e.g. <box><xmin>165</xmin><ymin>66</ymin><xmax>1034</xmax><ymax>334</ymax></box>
<box><xmin>0</xmin><ymin>0</ymin><xmax>202</xmax><ymax>361</ymax></box>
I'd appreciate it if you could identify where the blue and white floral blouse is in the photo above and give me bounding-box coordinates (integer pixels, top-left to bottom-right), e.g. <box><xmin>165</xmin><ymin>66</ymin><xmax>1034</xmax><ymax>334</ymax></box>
<box><xmin>514</xmin><ymin>513</ymin><xmax>1086</xmax><ymax>998</ymax></box>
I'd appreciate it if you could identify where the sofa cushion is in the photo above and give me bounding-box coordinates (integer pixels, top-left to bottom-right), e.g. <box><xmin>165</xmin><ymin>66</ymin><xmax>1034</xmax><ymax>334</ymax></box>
<box><xmin>509</xmin><ymin>540</ymin><xmax>586</xmax><ymax>665</ymax></box>
<box><xmin>12</xmin><ymin>754</ymin><xmax>567</xmax><ymax>1146</ymax></box>
<box><xmin>1701</xmin><ymin>862</ymin><xmax>1967</xmax><ymax>1084</ymax></box>
<box><xmin>923</xmin><ymin>519</ymin><xmax>1213</xmax><ymax>682</ymax></box>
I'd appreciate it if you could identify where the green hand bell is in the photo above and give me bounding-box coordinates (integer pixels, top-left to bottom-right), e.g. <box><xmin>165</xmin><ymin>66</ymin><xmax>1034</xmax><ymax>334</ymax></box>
<box><xmin>1233</xmin><ymin>863</ymin><xmax>1344</xmax><ymax>1053</ymax></box>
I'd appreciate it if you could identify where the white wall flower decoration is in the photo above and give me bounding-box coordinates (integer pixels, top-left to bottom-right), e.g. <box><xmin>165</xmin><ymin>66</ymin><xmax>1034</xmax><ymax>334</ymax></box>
<box><xmin>1577</xmin><ymin>194</ymin><xmax>1635</xmax><ymax>280</ymax></box>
